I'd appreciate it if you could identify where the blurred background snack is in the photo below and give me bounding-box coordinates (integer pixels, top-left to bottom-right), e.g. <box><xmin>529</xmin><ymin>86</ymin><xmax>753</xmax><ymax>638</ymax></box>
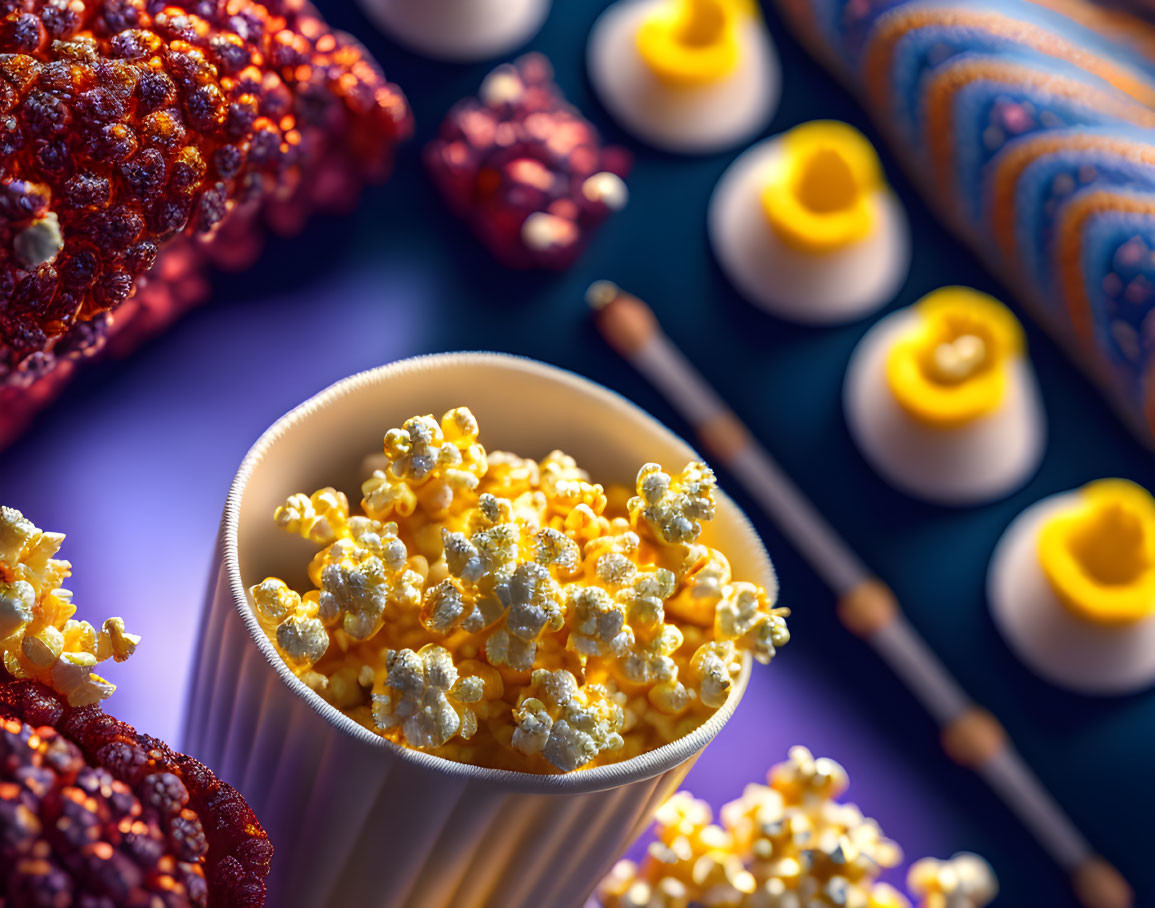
<box><xmin>595</xmin><ymin>747</ymin><xmax>997</xmax><ymax>908</ymax></box>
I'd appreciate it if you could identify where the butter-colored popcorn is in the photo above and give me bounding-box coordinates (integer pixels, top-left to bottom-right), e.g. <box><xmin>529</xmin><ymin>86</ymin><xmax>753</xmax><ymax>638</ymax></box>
<box><xmin>371</xmin><ymin>644</ymin><xmax>484</xmax><ymax>748</ymax></box>
<box><xmin>512</xmin><ymin>668</ymin><xmax>625</xmax><ymax>771</ymax></box>
<box><xmin>369</xmin><ymin>410</ymin><xmax>488</xmax><ymax>519</ymax></box>
<box><xmin>629</xmin><ymin>462</ymin><xmax>717</xmax><ymax>546</ymax></box>
<box><xmin>483</xmin><ymin>450</ymin><xmax>541</xmax><ymax>499</ymax></box>
<box><xmin>0</xmin><ymin>507</ymin><xmax>37</xmax><ymax>564</ymax></box>
<box><xmin>419</xmin><ymin>579</ymin><xmax>470</xmax><ymax>635</ymax></box>
<box><xmin>97</xmin><ymin>617</ymin><xmax>139</xmax><ymax>663</ymax></box>
<box><xmin>668</xmin><ymin>547</ymin><xmax>731</xmax><ymax>625</ymax></box>
<box><xmin>534</xmin><ymin>527</ymin><xmax>580</xmax><ymax>575</ymax></box>
<box><xmin>0</xmin><ymin>580</ymin><xmax>35</xmax><ymax>640</ymax></box>
<box><xmin>0</xmin><ymin>507</ymin><xmax>136</xmax><ymax>706</ymax></box>
<box><xmin>275</xmin><ymin>487</ymin><xmax>349</xmax><ymax>544</ymax></box>
<box><xmin>276</xmin><ymin>614</ymin><xmax>329</xmax><ymax>668</ymax></box>
<box><xmin>304</xmin><ymin>527</ymin><xmax>423</xmax><ymax>641</ymax></box>
<box><xmin>597</xmin><ymin>749</ymin><xmax>995</xmax><ymax>908</ymax></box>
<box><xmin>907</xmin><ymin>854</ymin><xmax>998</xmax><ymax>908</ymax></box>
<box><xmin>541</xmin><ymin>451</ymin><xmax>608</xmax><ymax>517</ymax></box>
<box><xmin>361</xmin><ymin>469</ymin><xmax>418</xmax><ymax>520</ymax></box>
<box><xmin>250</xmin><ymin>578</ymin><xmax>302</xmax><ymax>625</ymax></box>
<box><xmin>688</xmin><ymin>640</ymin><xmax>743</xmax><ymax>709</ymax></box>
<box><xmin>568</xmin><ymin>586</ymin><xmax>631</xmax><ymax>660</ymax></box>
<box><xmin>716</xmin><ymin>583</ymin><xmax>791</xmax><ymax>665</ymax></box>
<box><xmin>255</xmin><ymin>408</ymin><xmax>789</xmax><ymax>773</ymax></box>
<box><xmin>485</xmin><ymin>563</ymin><xmax>565</xmax><ymax>671</ymax></box>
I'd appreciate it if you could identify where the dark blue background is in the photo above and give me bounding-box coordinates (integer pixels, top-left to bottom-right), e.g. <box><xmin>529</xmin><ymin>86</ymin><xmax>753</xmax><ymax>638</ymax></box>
<box><xmin>1</xmin><ymin>0</ymin><xmax>1152</xmax><ymax>904</ymax></box>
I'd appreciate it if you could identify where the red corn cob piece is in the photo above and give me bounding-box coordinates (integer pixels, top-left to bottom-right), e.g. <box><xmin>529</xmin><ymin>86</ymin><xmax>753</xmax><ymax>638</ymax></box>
<box><xmin>1</xmin><ymin>669</ymin><xmax>273</xmax><ymax>907</ymax></box>
<box><xmin>0</xmin><ymin>0</ymin><xmax>412</xmax><ymax>445</ymax></box>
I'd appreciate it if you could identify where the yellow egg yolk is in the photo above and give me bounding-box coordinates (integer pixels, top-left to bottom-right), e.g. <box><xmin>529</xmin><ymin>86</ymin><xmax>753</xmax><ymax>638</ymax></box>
<box><xmin>1038</xmin><ymin>479</ymin><xmax>1155</xmax><ymax>625</ymax></box>
<box><xmin>760</xmin><ymin>120</ymin><xmax>883</xmax><ymax>254</ymax></box>
<box><xmin>636</xmin><ymin>0</ymin><xmax>750</xmax><ymax>87</ymax></box>
<box><xmin>885</xmin><ymin>287</ymin><xmax>1025</xmax><ymax>429</ymax></box>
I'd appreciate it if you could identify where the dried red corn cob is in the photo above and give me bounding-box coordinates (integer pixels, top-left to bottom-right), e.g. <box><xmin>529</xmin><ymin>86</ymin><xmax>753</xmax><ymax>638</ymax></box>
<box><xmin>0</xmin><ymin>0</ymin><xmax>412</xmax><ymax>445</ymax></box>
<box><xmin>1</xmin><ymin>670</ymin><xmax>273</xmax><ymax>906</ymax></box>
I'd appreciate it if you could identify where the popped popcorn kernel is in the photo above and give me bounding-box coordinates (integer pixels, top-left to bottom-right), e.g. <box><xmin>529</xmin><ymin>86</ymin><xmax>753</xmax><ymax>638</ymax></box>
<box><xmin>251</xmin><ymin>578</ymin><xmax>302</xmax><ymax>625</ymax></box>
<box><xmin>254</xmin><ymin>409</ymin><xmax>788</xmax><ymax>773</ymax></box>
<box><xmin>97</xmin><ymin>618</ymin><xmax>140</xmax><ymax>663</ymax></box>
<box><xmin>0</xmin><ymin>507</ymin><xmax>135</xmax><ymax>706</ymax></box>
<box><xmin>716</xmin><ymin>583</ymin><xmax>791</xmax><ymax>665</ymax></box>
<box><xmin>511</xmin><ymin>697</ymin><xmax>553</xmax><ymax>756</ymax></box>
<box><xmin>689</xmin><ymin>641</ymin><xmax>742</xmax><ymax>709</ymax></box>
<box><xmin>568</xmin><ymin>586</ymin><xmax>631</xmax><ymax>660</ymax></box>
<box><xmin>907</xmin><ymin>854</ymin><xmax>998</xmax><ymax>908</ymax></box>
<box><xmin>513</xmin><ymin>669</ymin><xmax>625</xmax><ymax>771</ymax></box>
<box><xmin>362</xmin><ymin>470</ymin><xmax>418</xmax><ymax>520</ymax></box>
<box><xmin>541</xmin><ymin>451</ymin><xmax>608</xmax><ymax>516</ymax></box>
<box><xmin>371</xmin><ymin>645</ymin><xmax>482</xmax><ymax>749</ymax></box>
<box><xmin>668</xmin><ymin>547</ymin><xmax>731</xmax><ymax>625</ymax></box>
<box><xmin>303</xmin><ymin>528</ymin><xmax>423</xmax><ymax>641</ymax></box>
<box><xmin>275</xmin><ymin>488</ymin><xmax>349</xmax><ymax>544</ymax></box>
<box><xmin>275</xmin><ymin>615</ymin><xmax>329</xmax><ymax>668</ymax></box>
<box><xmin>597</xmin><ymin>749</ymin><xmax>995</xmax><ymax>908</ymax></box>
<box><xmin>486</xmin><ymin>563</ymin><xmax>565</xmax><ymax>671</ymax></box>
<box><xmin>535</xmin><ymin>527</ymin><xmax>581</xmax><ymax>575</ymax></box>
<box><xmin>629</xmin><ymin>462</ymin><xmax>718</xmax><ymax>546</ymax></box>
<box><xmin>485</xmin><ymin>451</ymin><xmax>541</xmax><ymax>499</ymax></box>
<box><xmin>373</xmin><ymin>409</ymin><xmax>488</xmax><ymax>517</ymax></box>
<box><xmin>0</xmin><ymin>580</ymin><xmax>35</xmax><ymax>639</ymax></box>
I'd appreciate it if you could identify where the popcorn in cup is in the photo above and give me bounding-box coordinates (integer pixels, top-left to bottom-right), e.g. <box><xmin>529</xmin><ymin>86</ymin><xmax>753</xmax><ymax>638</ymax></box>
<box><xmin>183</xmin><ymin>353</ymin><xmax>783</xmax><ymax>907</ymax></box>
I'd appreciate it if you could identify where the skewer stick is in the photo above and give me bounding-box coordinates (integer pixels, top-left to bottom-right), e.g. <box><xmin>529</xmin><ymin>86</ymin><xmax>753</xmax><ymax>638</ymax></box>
<box><xmin>587</xmin><ymin>280</ymin><xmax>1133</xmax><ymax>908</ymax></box>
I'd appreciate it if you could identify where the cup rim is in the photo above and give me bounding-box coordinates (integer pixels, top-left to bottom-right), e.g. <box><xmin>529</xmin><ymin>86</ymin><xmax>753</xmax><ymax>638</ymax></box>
<box><xmin>220</xmin><ymin>352</ymin><xmax>770</xmax><ymax>795</ymax></box>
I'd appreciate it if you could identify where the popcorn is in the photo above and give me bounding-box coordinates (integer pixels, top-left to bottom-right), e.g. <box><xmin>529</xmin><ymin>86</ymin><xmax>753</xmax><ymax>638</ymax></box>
<box><xmin>254</xmin><ymin>408</ymin><xmax>789</xmax><ymax>773</ymax></box>
<box><xmin>629</xmin><ymin>462</ymin><xmax>718</xmax><ymax>546</ymax></box>
<box><xmin>0</xmin><ymin>581</ymin><xmax>35</xmax><ymax>639</ymax></box>
<box><xmin>716</xmin><ymin>583</ymin><xmax>791</xmax><ymax>665</ymax></box>
<box><xmin>485</xmin><ymin>451</ymin><xmax>541</xmax><ymax>499</ymax></box>
<box><xmin>597</xmin><ymin>748</ymin><xmax>996</xmax><ymax>908</ymax></box>
<box><xmin>541</xmin><ymin>451</ymin><xmax>608</xmax><ymax>517</ymax></box>
<box><xmin>535</xmin><ymin>527</ymin><xmax>581</xmax><ymax>575</ymax></box>
<box><xmin>907</xmin><ymin>854</ymin><xmax>998</xmax><ymax>908</ymax></box>
<box><xmin>568</xmin><ymin>587</ymin><xmax>631</xmax><ymax>659</ymax></box>
<box><xmin>275</xmin><ymin>488</ymin><xmax>349</xmax><ymax>545</ymax></box>
<box><xmin>371</xmin><ymin>645</ymin><xmax>483</xmax><ymax>749</ymax></box>
<box><xmin>97</xmin><ymin>618</ymin><xmax>138</xmax><ymax>663</ymax></box>
<box><xmin>0</xmin><ymin>507</ymin><xmax>136</xmax><ymax>706</ymax></box>
<box><xmin>512</xmin><ymin>669</ymin><xmax>625</xmax><ymax>771</ymax></box>
<box><xmin>276</xmin><ymin>615</ymin><xmax>329</xmax><ymax>669</ymax></box>
<box><xmin>486</xmin><ymin>563</ymin><xmax>565</xmax><ymax>671</ymax></box>
<box><xmin>302</xmin><ymin>523</ymin><xmax>423</xmax><ymax>641</ymax></box>
<box><xmin>668</xmin><ymin>547</ymin><xmax>731</xmax><ymax>625</ymax></box>
<box><xmin>689</xmin><ymin>641</ymin><xmax>743</xmax><ymax>709</ymax></box>
<box><xmin>366</xmin><ymin>410</ymin><xmax>488</xmax><ymax>520</ymax></box>
<box><xmin>362</xmin><ymin>470</ymin><xmax>418</xmax><ymax>520</ymax></box>
<box><xmin>250</xmin><ymin>578</ymin><xmax>302</xmax><ymax>625</ymax></box>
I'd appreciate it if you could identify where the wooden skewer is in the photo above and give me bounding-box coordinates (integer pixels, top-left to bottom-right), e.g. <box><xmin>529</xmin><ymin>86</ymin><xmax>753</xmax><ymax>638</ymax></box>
<box><xmin>587</xmin><ymin>280</ymin><xmax>1133</xmax><ymax>908</ymax></box>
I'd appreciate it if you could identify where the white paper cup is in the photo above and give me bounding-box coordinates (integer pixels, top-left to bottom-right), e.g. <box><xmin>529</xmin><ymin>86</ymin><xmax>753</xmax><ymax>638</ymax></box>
<box><xmin>181</xmin><ymin>353</ymin><xmax>774</xmax><ymax>908</ymax></box>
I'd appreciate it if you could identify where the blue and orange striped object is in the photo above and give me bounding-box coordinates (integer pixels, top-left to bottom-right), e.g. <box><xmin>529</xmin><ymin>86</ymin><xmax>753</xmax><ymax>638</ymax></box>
<box><xmin>773</xmin><ymin>0</ymin><xmax>1155</xmax><ymax>444</ymax></box>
